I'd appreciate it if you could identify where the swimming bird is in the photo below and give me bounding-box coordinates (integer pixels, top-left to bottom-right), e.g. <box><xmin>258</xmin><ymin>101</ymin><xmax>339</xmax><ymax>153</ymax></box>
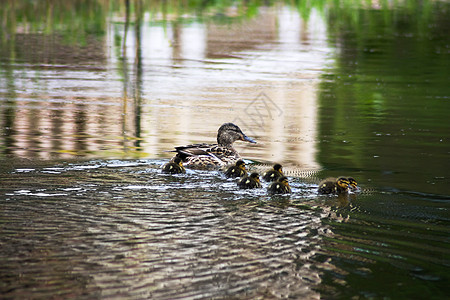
<box><xmin>267</xmin><ymin>176</ymin><xmax>291</xmax><ymax>194</ymax></box>
<box><xmin>317</xmin><ymin>177</ymin><xmax>350</xmax><ymax>194</ymax></box>
<box><xmin>238</xmin><ymin>172</ymin><xmax>262</xmax><ymax>189</ymax></box>
<box><xmin>224</xmin><ymin>159</ymin><xmax>247</xmax><ymax>178</ymax></box>
<box><xmin>262</xmin><ymin>163</ymin><xmax>284</xmax><ymax>182</ymax></box>
<box><xmin>162</xmin><ymin>157</ymin><xmax>186</xmax><ymax>174</ymax></box>
<box><xmin>171</xmin><ymin>123</ymin><xmax>256</xmax><ymax>170</ymax></box>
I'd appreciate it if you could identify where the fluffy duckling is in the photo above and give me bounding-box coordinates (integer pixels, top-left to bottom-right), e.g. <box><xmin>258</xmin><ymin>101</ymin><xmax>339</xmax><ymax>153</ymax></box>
<box><xmin>267</xmin><ymin>176</ymin><xmax>291</xmax><ymax>195</ymax></box>
<box><xmin>237</xmin><ymin>172</ymin><xmax>262</xmax><ymax>189</ymax></box>
<box><xmin>317</xmin><ymin>177</ymin><xmax>350</xmax><ymax>194</ymax></box>
<box><xmin>224</xmin><ymin>159</ymin><xmax>247</xmax><ymax>178</ymax></box>
<box><xmin>262</xmin><ymin>163</ymin><xmax>284</xmax><ymax>182</ymax></box>
<box><xmin>348</xmin><ymin>177</ymin><xmax>358</xmax><ymax>191</ymax></box>
<box><xmin>162</xmin><ymin>157</ymin><xmax>186</xmax><ymax>174</ymax></box>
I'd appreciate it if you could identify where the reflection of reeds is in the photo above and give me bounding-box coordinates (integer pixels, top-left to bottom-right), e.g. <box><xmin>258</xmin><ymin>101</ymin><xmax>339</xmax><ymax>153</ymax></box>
<box><xmin>0</xmin><ymin>0</ymin><xmax>106</xmax><ymax>46</ymax></box>
<box><xmin>0</xmin><ymin>0</ymin><xmax>325</xmax><ymax>47</ymax></box>
<box><xmin>0</xmin><ymin>0</ymin><xmax>441</xmax><ymax>47</ymax></box>
<box><xmin>0</xmin><ymin>3</ymin><xmax>325</xmax><ymax>164</ymax></box>
<box><xmin>10</xmin><ymin>95</ymin><xmax>145</xmax><ymax>159</ymax></box>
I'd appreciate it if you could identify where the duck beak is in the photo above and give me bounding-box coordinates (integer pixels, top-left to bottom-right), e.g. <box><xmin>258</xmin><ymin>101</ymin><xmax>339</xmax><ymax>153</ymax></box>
<box><xmin>242</xmin><ymin>135</ymin><xmax>256</xmax><ymax>143</ymax></box>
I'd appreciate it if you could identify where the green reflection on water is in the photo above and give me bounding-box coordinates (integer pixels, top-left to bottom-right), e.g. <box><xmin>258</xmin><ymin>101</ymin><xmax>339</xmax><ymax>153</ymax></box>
<box><xmin>0</xmin><ymin>0</ymin><xmax>331</xmax><ymax>41</ymax></box>
<box><xmin>317</xmin><ymin>1</ymin><xmax>450</xmax><ymax>195</ymax></box>
<box><xmin>0</xmin><ymin>0</ymin><xmax>106</xmax><ymax>46</ymax></box>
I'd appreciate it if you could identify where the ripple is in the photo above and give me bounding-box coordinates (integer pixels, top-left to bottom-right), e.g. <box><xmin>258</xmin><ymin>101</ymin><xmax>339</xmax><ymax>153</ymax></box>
<box><xmin>1</xmin><ymin>159</ymin><xmax>449</xmax><ymax>299</ymax></box>
<box><xmin>0</xmin><ymin>160</ymin><xmax>326</xmax><ymax>299</ymax></box>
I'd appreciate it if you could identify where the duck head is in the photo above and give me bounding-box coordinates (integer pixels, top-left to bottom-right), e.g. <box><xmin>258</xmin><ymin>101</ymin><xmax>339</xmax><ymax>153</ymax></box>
<box><xmin>217</xmin><ymin>123</ymin><xmax>256</xmax><ymax>146</ymax></box>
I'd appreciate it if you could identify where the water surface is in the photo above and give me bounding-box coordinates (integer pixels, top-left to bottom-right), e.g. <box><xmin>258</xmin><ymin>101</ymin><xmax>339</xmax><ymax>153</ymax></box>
<box><xmin>1</xmin><ymin>1</ymin><xmax>449</xmax><ymax>299</ymax></box>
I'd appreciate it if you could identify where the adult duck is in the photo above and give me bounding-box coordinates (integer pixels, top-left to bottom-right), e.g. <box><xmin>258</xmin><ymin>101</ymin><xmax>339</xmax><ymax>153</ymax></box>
<box><xmin>171</xmin><ymin>123</ymin><xmax>256</xmax><ymax>169</ymax></box>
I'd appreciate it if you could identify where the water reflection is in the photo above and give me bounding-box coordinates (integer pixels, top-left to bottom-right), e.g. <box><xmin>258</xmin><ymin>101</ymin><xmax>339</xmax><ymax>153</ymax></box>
<box><xmin>1</xmin><ymin>2</ymin><xmax>328</xmax><ymax>168</ymax></box>
<box><xmin>318</xmin><ymin>0</ymin><xmax>450</xmax><ymax>195</ymax></box>
<box><xmin>127</xmin><ymin>6</ymin><xmax>328</xmax><ymax>168</ymax></box>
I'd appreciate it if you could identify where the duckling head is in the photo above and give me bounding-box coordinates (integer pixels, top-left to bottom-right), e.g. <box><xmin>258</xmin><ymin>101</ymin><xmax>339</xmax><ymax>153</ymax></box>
<box><xmin>236</xmin><ymin>159</ymin><xmax>246</xmax><ymax>170</ymax></box>
<box><xmin>173</xmin><ymin>156</ymin><xmax>183</xmax><ymax>167</ymax></box>
<box><xmin>278</xmin><ymin>176</ymin><xmax>289</xmax><ymax>185</ymax></box>
<box><xmin>250</xmin><ymin>172</ymin><xmax>260</xmax><ymax>182</ymax></box>
<box><xmin>348</xmin><ymin>177</ymin><xmax>358</xmax><ymax>190</ymax></box>
<box><xmin>217</xmin><ymin>123</ymin><xmax>256</xmax><ymax>146</ymax></box>
<box><xmin>273</xmin><ymin>163</ymin><xmax>283</xmax><ymax>174</ymax></box>
<box><xmin>336</xmin><ymin>177</ymin><xmax>350</xmax><ymax>189</ymax></box>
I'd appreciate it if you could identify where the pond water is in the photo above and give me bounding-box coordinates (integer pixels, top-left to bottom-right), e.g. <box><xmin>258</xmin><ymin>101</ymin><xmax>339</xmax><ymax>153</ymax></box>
<box><xmin>1</xmin><ymin>1</ymin><xmax>449</xmax><ymax>299</ymax></box>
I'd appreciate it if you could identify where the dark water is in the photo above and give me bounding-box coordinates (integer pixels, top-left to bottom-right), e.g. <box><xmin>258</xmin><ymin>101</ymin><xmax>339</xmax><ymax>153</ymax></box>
<box><xmin>1</xmin><ymin>1</ymin><xmax>449</xmax><ymax>299</ymax></box>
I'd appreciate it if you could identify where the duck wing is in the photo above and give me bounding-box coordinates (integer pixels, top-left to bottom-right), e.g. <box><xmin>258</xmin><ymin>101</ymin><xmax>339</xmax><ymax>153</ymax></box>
<box><xmin>172</xmin><ymin>143</ymin><xmax>217</xmax><ymax>160</ymax></box>
<box><xmin>171</xmin><ymin>144</ymin><xmax>239</xmax><ymax>169</ymax></box>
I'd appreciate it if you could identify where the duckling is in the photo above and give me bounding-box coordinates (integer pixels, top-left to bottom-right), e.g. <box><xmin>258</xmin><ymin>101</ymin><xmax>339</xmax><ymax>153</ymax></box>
<box><xmin>262</xmin><ymin>163</ymin><xmax>284</xmax><ymax>182</ymax></box>
<box><xmin>267</xmin><ymin>176</ymin><xmax>291</xmax><ymax>195</ymax></box>
<box><xmin>224</xmin><ymin>159</ymin><xmax>247</xmax><ymax>178</ymax></box>
<box><xmin>161</xmin><ymin>157</ymin><xmax>186</xmax><ymax>174</ymax></box>
<box><xmin>348</xmin><ymin>177</ymin><xmax>358</xmax><ymax>191</ymax></box>
<box><xmin>238</xmin><ymin>172</ymin><xmax>262</xmax><ymax>189</ymax></box>
<box><xmin>317</xmin><ymin>177</ymin><xmax>349</xmax><ymax>194</ymax></box>
<box><xmin>170</xmin><ymin>123</ymin><xmax>256</xmax><ymax>170</ymax></box>
<box><xmin>334</xmin><ymin>177</ymin><xmax>350</xmax><ymax>193</ymax></box>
